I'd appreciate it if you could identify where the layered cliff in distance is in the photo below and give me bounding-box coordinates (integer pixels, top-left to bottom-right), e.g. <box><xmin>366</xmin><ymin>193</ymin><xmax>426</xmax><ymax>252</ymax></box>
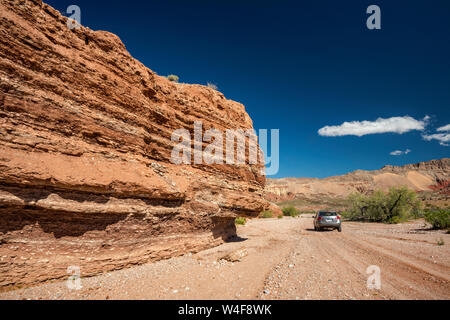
<box><xmin>0</xmin><ymin>0</ymin><xmax>268</xmax><ymax>289</ymax></box>
<box><xmin>267</xmin><ymin>159</ymin><xmax>450</xmax><ymax>209</ymax></box>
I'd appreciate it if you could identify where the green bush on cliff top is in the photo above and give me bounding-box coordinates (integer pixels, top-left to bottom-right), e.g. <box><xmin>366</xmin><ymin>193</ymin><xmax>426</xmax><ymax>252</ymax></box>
<box><xmin>167</xmin><ymin>74</ymin><xmax>179</xmax><ymax>82</ymax></box>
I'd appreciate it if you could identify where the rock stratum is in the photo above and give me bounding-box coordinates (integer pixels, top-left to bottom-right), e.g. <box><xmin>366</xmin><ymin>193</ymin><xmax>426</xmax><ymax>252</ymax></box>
<box><xmin>0</xmin><ymin>0</ymin><xmax>268</xmax><ymax>289</ymax></box>
<box><xmin>267</xmin><ymin>159</ymin><xmax>450</xmax><ymax>205</ymax></box>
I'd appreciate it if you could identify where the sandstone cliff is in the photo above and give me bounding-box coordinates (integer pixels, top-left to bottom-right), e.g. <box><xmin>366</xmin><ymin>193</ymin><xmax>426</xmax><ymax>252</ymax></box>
<box><xmin>0</xmin><ymin>0</ymin><xmax>268</xmax><ymax>289</ymax></box>
<box><xmin>267</xmin><ymin>159</ymin><xmax>450</xmax><ymax>204</ymax></box>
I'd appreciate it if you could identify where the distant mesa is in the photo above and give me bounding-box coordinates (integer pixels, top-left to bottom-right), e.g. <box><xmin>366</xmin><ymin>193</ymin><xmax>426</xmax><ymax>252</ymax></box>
<box><xmin>266</xmin><ymin>159</ymin><xmax>450</xmax><ymax>208</ymax></box>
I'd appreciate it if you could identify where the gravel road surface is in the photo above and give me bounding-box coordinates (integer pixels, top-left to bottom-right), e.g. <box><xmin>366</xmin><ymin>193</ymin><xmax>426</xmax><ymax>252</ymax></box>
<box><xmin>1</xmin><ymin>216</ymin><xmax>449</xmax><ymax>300</ymax></box>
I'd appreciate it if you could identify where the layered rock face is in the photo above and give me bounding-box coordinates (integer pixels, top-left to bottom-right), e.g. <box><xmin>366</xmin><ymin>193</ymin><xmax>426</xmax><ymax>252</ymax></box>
<box><xmin>267</xmin><ymin>159</ymin><xmax>450</xmax><ymax>203</ymax></box>
<box><xmin>0</xmin><ymin>0</ymin><xmax>267</xmax><ymax>289</ymax></box>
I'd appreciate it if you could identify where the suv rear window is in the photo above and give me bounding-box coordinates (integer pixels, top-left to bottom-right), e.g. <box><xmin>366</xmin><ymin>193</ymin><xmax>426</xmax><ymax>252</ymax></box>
<box><xmin>319</xmin><ymin>212</ymin><xmax>337</xmax><ymax>217</ymax></box>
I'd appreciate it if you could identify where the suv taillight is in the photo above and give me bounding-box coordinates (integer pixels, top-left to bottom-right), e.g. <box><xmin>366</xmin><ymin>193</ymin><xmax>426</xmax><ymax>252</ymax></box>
<box><xmin>336</xmin><ymin>216</ymin><xmax>340</xmax><ymax>219</ymax></box>
<box><xmin>317</xmin><ymin>217</ymin><xmax>322</xmax><ymax>220</ymax></box>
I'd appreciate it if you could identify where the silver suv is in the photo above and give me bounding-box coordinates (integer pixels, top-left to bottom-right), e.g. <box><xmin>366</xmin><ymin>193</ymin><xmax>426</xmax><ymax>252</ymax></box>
<box><xmin>314</xmin><ymin>211</ymin><xmax>342</xmax><ymax>232</ymax></box>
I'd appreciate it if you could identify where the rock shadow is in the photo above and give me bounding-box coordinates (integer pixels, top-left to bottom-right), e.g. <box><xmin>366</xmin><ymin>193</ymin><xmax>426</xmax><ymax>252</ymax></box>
<box><xmin>0</xmin><ymin>208</ymin><xmax>129</xmax><ymax>238</ymax></box>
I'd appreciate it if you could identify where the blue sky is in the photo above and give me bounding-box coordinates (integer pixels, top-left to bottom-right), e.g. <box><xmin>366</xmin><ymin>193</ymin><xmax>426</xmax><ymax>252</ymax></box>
<box><xmin>46</xmin><ymin>0</ymin><xmax>450</xmax><ymax>178</ymax></box>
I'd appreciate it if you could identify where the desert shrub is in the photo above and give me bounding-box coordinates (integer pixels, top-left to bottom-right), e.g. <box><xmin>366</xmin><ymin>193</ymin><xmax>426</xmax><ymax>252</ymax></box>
<box><xmin>260</xmin><ymin>210</ymin><xmax>273</xmax><ymax>218</ymax></box>
<box><xmin>167</xmin><ymin>74</ymin><xmax>179</xmax><ymax>82</ymax></box>
<box><xmin>344</xmin><ymin>186</ymin><xmax>422</xmax><ymax>223</ymax></box>
<box><xmin>282</xmin><ymin>206</ymin><xmax>300</xmax><ymax>217</ymax></box>
<box><xmin>207</xmin><ymin>82</ymin><xmax>218</xmax><ymax>90</ymax></box>
<box><xmin>424</xmin><ymin>209</ymin><xmax>449</xmax><ymax>230</ymax></box>
<box><xmin>340</xmin><ymin>211</ymin><xmax>351</xmax><ymax>219</ymax></box>
<box><xmin>235</xmin><ymin>217</ymin><xmax>247</xmax><ymax>225</ymax></box>
<box><xmin>277</xmin><ymin>215</ymin><xmax>283</xmax><ymax>219</ymax></box>
<box><xmin>437</xmin><ymin>237</ymin><xmax>445</xmax><ymax>246</ymax></box>
<box><xmin>387</xmin><ymin>215</ymin><xmax>404</xmax><ymax>224</ymax></box>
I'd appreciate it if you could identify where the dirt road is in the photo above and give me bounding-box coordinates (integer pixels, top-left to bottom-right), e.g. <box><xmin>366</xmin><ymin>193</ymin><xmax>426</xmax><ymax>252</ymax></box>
<box><xmin>1</xmin><ymin>216</ymin><xmax>449</xmax><ymax>300</ymax></box>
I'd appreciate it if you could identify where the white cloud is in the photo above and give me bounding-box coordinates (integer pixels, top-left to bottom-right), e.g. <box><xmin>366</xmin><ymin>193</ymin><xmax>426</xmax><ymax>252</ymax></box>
<box><xmin>422</xmin><ymin>133</ymin><xmax>450</xmax><ymax>146</ymax></box>
<box><xmin>437</xmin><ymin>124</ymin><xmax>450</xmax><ymax>132</ymax></box>
<box><xmin>390</xmin><ymin>149</ymin><xmax>411</xmax><ymax>156</ymax></box>
<box><xmin>318</xmin><ymin>116</ymin><xmax>427</xmax><ymax>137</ymax></box>
<box><xmin>422</xmin><ymin>123</ymin><xmax>450</xmax><ymax>146</ymax></box>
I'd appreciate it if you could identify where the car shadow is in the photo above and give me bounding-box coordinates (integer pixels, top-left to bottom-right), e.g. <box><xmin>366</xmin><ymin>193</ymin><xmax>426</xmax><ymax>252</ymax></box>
<box><xmin>305</xmin><ymin>228</ymin><xmax>334</xmax><ymax>232</ymax></box>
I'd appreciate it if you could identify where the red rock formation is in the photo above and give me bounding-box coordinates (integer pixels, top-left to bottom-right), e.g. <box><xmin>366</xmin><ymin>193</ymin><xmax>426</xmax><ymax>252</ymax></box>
<box><xmin>0</xmin><ymin>0</ymin><xmax>268</xmax><ymax>289</ymax></box>
<box><xmin>429</xmin><ymin>180</ymin><xmax>450</xmax><ymax>195</ymax></box>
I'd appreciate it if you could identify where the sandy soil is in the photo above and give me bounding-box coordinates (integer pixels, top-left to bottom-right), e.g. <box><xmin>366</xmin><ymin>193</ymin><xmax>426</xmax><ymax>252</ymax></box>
<box><xmin>1</xmin><ymin>216</ymin><xmax>449</xmax><ymax>300</ymax></box>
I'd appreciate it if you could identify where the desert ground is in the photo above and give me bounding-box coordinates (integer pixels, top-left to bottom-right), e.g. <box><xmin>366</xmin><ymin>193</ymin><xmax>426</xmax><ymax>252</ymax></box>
<box><xmin>1</xmin><ymin>216</ymin><xmax>448</xmax><ymax>300</ymax></box>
